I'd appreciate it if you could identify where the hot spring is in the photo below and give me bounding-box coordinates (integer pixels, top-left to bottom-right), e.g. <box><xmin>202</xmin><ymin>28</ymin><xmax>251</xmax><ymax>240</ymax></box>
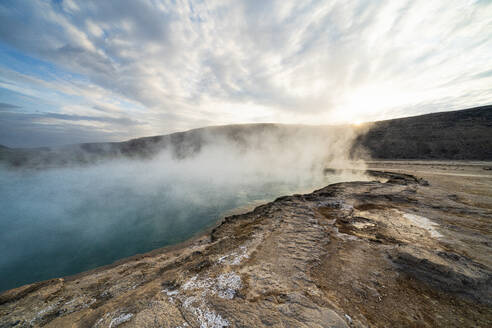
<box><xmin>0</xmin><ymin>139</ymin><xmax>367</xmax><ymax>292</ymax></box>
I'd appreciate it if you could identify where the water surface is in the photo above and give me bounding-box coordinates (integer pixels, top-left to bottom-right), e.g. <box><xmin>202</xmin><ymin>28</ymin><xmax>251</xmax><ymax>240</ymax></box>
<box><xmin>0</xmin><ymin>154</ymin><xmax>364</xmax><ymax>291</ymax></box>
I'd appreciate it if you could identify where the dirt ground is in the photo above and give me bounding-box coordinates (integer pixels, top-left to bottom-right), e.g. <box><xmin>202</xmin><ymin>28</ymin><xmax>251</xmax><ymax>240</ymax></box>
<box><xmin>367</xmin><ymin>161</ymin><xmax>492</xmax><ymax>204</ymax></box>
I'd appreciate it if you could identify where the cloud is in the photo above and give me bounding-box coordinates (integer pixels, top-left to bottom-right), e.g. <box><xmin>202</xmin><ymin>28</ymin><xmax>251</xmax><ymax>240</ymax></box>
<box><xmin>41</xmin><ymin>112</ymin><xmax>142</xmax><ymax>125</ymax></box>
<box><xmin>0</xmin><ymin>102</ymin><xmax>21</xmax><ymax>111</ymax></box>
<box><xmin>0</xmin><ymin>110</ymin><xmax>145</xmax><ymax>147</ymax></box>
<box><xmin>0</xmin><ymin>0</ymin><xmax>491</xmax><ymax>146</ymax></box>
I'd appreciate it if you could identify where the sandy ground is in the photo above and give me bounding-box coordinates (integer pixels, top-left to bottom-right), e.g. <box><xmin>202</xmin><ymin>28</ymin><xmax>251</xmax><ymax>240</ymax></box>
<box><xmin>367</xmin><ymin>161</ymin><xmax>492</xmax><ymax>210</ymax></box>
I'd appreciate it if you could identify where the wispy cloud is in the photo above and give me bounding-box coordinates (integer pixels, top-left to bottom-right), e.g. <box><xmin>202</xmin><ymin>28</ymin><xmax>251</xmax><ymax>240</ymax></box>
<box><xmin>0</xmin><ymin>0</ymin><xmax>491</xmax><ymax>146</ymax></box>
<box><xmin>0</xmin><ymin>102</ymin><xmax>21</xmax><ymax>111</ymax></box>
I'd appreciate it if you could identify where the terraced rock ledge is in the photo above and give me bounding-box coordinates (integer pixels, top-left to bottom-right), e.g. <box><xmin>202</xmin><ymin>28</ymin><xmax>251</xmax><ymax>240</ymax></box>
<box><xmin>1</xmin><ymin>169</ymin><xmax>491</xmax><ymax>327</ymax></box>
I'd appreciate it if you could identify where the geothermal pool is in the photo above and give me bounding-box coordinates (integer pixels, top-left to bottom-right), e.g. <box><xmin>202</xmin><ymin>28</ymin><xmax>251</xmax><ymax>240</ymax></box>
<box><xmin>0</xmin><ymin>155</ymin><xmax>364</xmax><ymax>292</ymax></box>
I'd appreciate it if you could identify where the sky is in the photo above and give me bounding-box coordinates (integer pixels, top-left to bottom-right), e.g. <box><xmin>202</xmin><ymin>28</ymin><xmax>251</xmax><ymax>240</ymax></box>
<box><xmin>0</xmin><ymin>0</ymin><xmax>491</xmax><ymax>147</ymax></box>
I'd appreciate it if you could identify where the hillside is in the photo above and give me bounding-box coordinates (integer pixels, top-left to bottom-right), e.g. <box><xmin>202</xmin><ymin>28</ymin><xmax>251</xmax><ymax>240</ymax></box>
<box><xmin>0</xmin><ymin>124</ymin><xmax>349</xmax><ymax>168</ymax></box>
<box><xmin>351</xmin><ymin>105</ymin><xmax>492</xmax><ymax>160</ymax></box>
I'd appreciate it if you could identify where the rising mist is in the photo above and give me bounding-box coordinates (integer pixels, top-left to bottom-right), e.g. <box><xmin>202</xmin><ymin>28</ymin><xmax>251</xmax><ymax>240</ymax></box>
<box><xmin>0</xmin><ymin>124</ymin><xmax>367</xmax><ymax>291</ymax></box>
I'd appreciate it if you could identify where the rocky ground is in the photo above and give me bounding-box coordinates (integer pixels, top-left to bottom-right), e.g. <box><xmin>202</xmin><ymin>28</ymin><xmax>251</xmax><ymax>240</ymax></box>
<box><xmin>1</xmin><ymin>162</ymin><xmax>491</xmax><ymax>327</ymax></box>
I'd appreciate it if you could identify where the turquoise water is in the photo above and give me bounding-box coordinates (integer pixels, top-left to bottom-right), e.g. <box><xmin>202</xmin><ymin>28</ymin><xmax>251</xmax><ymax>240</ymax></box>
<box><xmin>0</xmin><ymin>156</ymin><xmax>352</xmax><ymax>292</ymax></box>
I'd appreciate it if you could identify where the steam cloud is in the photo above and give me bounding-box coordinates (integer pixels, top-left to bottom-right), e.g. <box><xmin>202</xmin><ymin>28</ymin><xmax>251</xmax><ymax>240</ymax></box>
<box><xmin>0</xmin><ymin>125</ymin><xmax>366</xmax><ymax>291</ymax></box>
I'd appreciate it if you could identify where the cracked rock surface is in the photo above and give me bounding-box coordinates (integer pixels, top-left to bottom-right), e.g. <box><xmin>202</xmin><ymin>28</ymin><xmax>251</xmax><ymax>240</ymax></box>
<box><xmin>1</xmin><ymin>166</ymin><xmax>491</xmax><ymax>327</ymax></box>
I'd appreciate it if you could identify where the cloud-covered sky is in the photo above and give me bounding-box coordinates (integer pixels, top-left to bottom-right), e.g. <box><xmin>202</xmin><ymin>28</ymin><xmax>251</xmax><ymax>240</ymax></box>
<box><xmin>0</xmin><ymin>0</ymin><xmax>491</xmax><ymax>147</ymax></box>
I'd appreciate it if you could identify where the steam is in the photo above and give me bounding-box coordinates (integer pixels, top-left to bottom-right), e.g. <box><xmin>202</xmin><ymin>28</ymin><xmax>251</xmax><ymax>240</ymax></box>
<box><xmin>0</xmin><ymin>125</ymin><xmax>366</xmax><ymax>291</ymax></box>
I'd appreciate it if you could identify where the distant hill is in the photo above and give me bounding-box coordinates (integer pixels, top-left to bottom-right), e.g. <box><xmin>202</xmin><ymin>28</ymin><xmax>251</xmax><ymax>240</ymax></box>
<box><xmin>0</xmin><ymin>105</ymin><xmax>491</xmax><ymax>168</ymax></box>
<box><xmin>351</xmin><ymin>105</ymin><xmax>492</xmax><ymax>160</ymax></box>
<box><xmin>0</xmin><ymin>124</ymin><xmax>348</xmax><ymax>168</ymax></box>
